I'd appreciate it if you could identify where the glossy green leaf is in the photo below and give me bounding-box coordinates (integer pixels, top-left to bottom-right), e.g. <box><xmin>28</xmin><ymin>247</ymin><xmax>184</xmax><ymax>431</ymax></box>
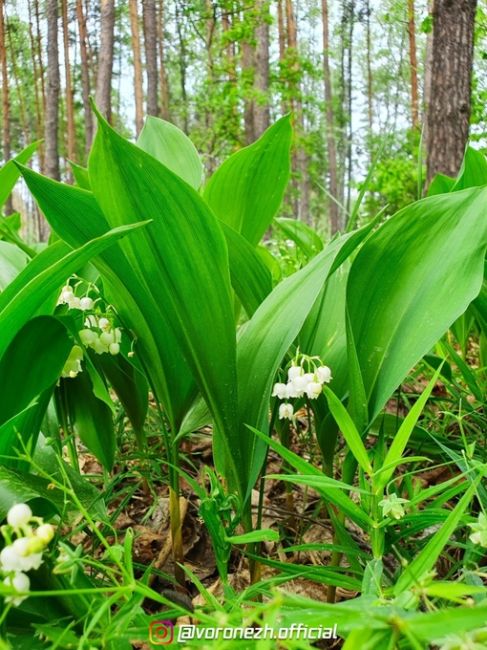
<box><xmin>452</xmin><ymin>146</ymin><xmax>487</xmax><ymax>191</ymax></box>
<box><xmin>274</xmin><ymin>217</ymin><xmax>324</xmax><ymax>258</ymax></box>
<box><xmin>0</xmin><ymin>219</ymin><xmax>147</xmax><ymax>359</ymax></box>
<box><xmin>237</xmin><ymin>228</ymin><xmax>373</xmax><ymax>495</ymax></box>
<box><xmin>204</xmin><ymin>116</ymin><xmax>292</xmax><ymax>245</ymax></box>
<box><xmin>0</xmin><ymin>240</ymin><xmax>29</xmax><ymax>290</ymax></box>
<box><xmin>0</xmin><ymin>141</ymin><xmax>39</xmax><ymax>208</ymax></box>
<box><xmin>0</xmin><ymin>465</ymin><xmax>65</xmax><ymax>520</ymax></box>
<box><xmin>221</xmin><ymin>222</ymin><xmax>272</xmax><ymax>317</ymax></box>
<box><xmin>88</xmin><ymin>112</ymin><xmax>241</xmax><ymax>491</ymax></box>
<box><xmin>19</xmin><ymin>167</ymin><xmax>196</xmax><ymax>431</ymax></box>
<box><xmin>137</xmin><ymin>115</ymin><xmax>203</xmax><ymax>189</ymax></box>
<box><xmin>324</xmin><ymin>387</ymin><xmax>373</xmax><ymax>475</ymax></box>
<box><xmin>0</xmin><ymin>317</ymin><xmax>71</xmax><ymax>440</ymax></box>
<box><xmin>347</xmin><ymin>187</ymin><xmax>487</xmax><ymax>422</ymax></box>
<box><xmin>63</xmin><ymin>370</ymin><xmax>115</xmax><ymax>470</ymax></box>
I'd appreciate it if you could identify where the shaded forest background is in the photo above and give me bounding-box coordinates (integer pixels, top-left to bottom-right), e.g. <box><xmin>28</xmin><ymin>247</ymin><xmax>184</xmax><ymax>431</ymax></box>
<box><xmin>1</xmin><ymin>0</ymin><xmax>486</xmax><ymax>239</ymax></box>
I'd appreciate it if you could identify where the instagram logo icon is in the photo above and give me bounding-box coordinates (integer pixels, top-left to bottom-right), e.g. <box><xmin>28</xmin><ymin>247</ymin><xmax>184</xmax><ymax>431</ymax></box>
<box><xmin>149</xmin><ymin>620</ymin><xmax>174</xmax><ymax>645</ymax></box>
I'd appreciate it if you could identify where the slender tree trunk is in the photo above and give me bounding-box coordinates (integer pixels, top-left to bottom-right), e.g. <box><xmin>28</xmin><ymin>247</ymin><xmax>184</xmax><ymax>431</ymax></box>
<box><xmin>129</xmin><ymin>0</ymin><xmax>144</xmax><ymax>134</ymax></box>
<box><xmin>143</xmin><ymin>0</ymin><xmax>158</xmax><ymax>116</ymax></box>
<box><xmin>277</xmin><ymin>0</ymin><xmax>286</xmax><ymax>114</ymax></box>
<box><xmin>254</xmin><ymin>0</ymin><xmax>270</xmax><ymax>138</ymax></box>
<box><xmin>365</xmin><ymin>0</ymin><xmax>373</xmax><ymax>135</ymax></box>
<box><xmin>62</xmin><ymin>0</ymin><xmax>76</xmax><ymax>164</ymax></box>
<box><xmin>322</xmin><ymin>0</ymin><xmax>340</xmax><ymax>233</ymax></box>
<box><xmin>5</xmin><ymin>5</ymin><xmax>28</xmax><ymax>144</ymax></box>
<box><xmin>28</xmin><ymin>2</ymin><xmax>44</xmax><ymax>162</ymax></box>
<box><xmin>407</xmin><ymin>0</ymin><xmax>419</xmax><ymax>129</ymax></box>
<box><xmin>95</xmin><ymin>0</ymin><xmax>115</xmax><ymax>122</ymax></box>
<box><xmin>45</xmin><ymin>0</ymin><xmax>60</xmax><ymax>181</ymax></box>
<box><xmin>345</xmin><ymin>0</ymin><xmax>355</xmax><ymax>214</ymax></box>
<box><xmin>0</xmin><ymin>0</ymin><xmax>10</xmax><ymax>213</ymax></box>
<box><xmin>157</xmin><ymin>0</ymin><xmax>170</xmax><ymax>120</ymax></box>
<box><xmin>426</xmin><ymin>0</ymin><xmax>477</xmax><ymax>183</ymax></box>
<box><xmin>175</xmin><ymin>0</ymin><xmax>188</xmax><ymax>132</ymax></box>
<box><xmin>76</xmin><ymin>0</ymin><xmax>94</xmax><ymax>152</ymax></box>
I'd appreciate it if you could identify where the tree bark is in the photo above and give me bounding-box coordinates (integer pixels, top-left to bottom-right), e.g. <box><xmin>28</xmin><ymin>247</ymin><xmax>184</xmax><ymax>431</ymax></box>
<box><xmin>143</xmin><ymin>0</ymin><xmax>158</xmax><ymax>116</ymax></box>
<box><xmin>426</xmin><ymin>0</ymin><xmax>477</xmax><ymax>183</ymax></box>
<box><xmin>28</xmin><ymin>1</ymin><xmax>44</xmax><ymax>166</ymax></box>
<box><xmin>407</xmin><ymin>0</ymin><xmax>419</xmax><ymax>129</ymax></box>
<box><xmin>95</xmin><ymin>0</ymin><xmax>115</xmax><ymax>122</ymax></box>
<box><xmin>0</xmin><ymin>0</ymin><xmax>10</xmax><ymax>212</ymax></box>
<box><xmin>76</xmin><ymin>0</ymin><xmax>94</xmax><ymax>152</ymax></box>
<box><xmin>321</xmin><ymin>0</ymin><xmax>340</xmax><ymax>233</ymax></box>
<box><xmin>254</xmin><ymin>0</ymin><xmax>270</xmax><ymax>138</ymax></box>
<box><xmin>129</xmin><ymin>0</ymin><xmax>144</xmax><ymax>134</ymax></box>
<box><xmin>157</xmin><ymin>0</ymin><xmax>170</xmax><ymax>120</ymax></box>
<box><xmin>45</xmin><ymin>0</ymin><xmax>60</xmax><ymax>181</ymax></box>
<box><xmin>62</xmin><ymin>0</ymin><xmax>76</xmax><ymax>164</ymax></box>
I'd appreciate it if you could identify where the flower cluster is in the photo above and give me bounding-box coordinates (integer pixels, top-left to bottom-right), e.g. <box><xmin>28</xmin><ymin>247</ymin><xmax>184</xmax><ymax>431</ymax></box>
<box><xmin>58</xmin><ymin>279</ymin><xmax>124</xmax><ymax>379</ymax></box>
<box><xmin>379</xmin><ymin>494</ymin><xmax>409</xmax><ymax>520</ymax></box>
<box><xmin>272</xmin><ymin>353</ymin><xmax>332</xmax><ymax>421</ymax></box>
<box><xmin>0</xmin><ymin>504</ymin><xmax>55</xmax><ymax>607</ymax></box>
<box><xmin>468</xmin><ymin>512</ymin><xmax>487</xmax><ymax>548</ymax></box>
<box><xmin>79</xmin><ymin>315</ymin><xmax>122</xmax><ymax>357</ymax></box>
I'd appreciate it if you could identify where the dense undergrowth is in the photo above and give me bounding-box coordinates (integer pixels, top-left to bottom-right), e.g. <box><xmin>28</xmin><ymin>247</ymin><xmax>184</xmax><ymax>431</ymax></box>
<box><xmin>0</xmin><ymin>111</ymin><xmax>485</xmax><ymax>649</ymax></box>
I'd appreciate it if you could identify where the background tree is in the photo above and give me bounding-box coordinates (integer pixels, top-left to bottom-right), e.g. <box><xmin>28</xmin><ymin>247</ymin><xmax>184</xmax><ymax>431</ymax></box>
<box><xmin>426</xmin><ymin>0</ymin><xmax>478</xmax><ymax>183</ymax></box>
<box><xmin>45</xmin><ymin>0</ymin><xmax>60</xmax><ymax>181</ymax></box>
<box><xmin>95</xmin><ymin>0</ymin><xmax>115</xmax><ymax>122</ymax></box>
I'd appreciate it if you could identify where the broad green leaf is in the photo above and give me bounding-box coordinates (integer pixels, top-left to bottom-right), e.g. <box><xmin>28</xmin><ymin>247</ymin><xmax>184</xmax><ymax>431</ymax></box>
<box><xmin>347</xmin><ymin>187</ymin><xmax>487</xmax><ymax>422</ymax></box>
<box><xmin>0</xmin><ymin>219</ymin><xmax>147</xmax><ymax>359</ymax></box>
<box><xmin>0</xmin><ymin>240</ymin><xmax>29</xmax><ymax>290</ymax></box>
<box><xmin>204</xmin><ymin>116</ymin><xmax>292</xmax><ymax>245</ymax></box>
<box><xmin>427</xmin><ymin>173</ymin><xmax>455</xmax><ymax>196</ymax></box>
<box><xmin>238</xmin><ymin>227</ymin><xmax>375</xmax><ymax>495</ymax></box>
<box><xmin>0</xmin><ymin>465</ymin><xmax>65</xmax><ymax>520</ymax></box>
<box><xmin>19</xmin><ymin>166</ymin><xmax>196</xmax><ymax>431</ymax></box>
<box><xmin>0</xmin><ymin>141</ymin><xmax>39</xmax><ymax>207</ymax></box>
<box><xmin>62</xmin><ymin>370</ymin><xmax>115</xmax><ymax>470</ymax></box>
<box><xmin>88</xmin><ymin>112</ymin><xmax>241</xmax><ymax>492</ymax></box>
<box><xmin>375</xmin><ymin>366</ymin><xmax>442</xmax><ymax>491</ymax></box>
<box><xmin>221</xmin><ymin>222</ymin><xmax>272</xmax><ymax>317</ymax></box>
<box><xmin>274</xmin><ymin>217</ymin><xmax>324</xmax><ymax>258</ymax></box>
<box><xmin>324</xmin><ymin>387</ymin><xmax>373</xmax><ymax>475</ymax></box>
<box><xmin>452</xmin><ymin>146</ymin><xmax>487</xmax><ymax>191</ymax></box>
<box><xmin>96</xmin><ymin>352</ymin><xmax>148</xmax><ymax>442</ymax></box>
<box><xmin>0</xmin><ymin>316</ymin><xmax>71</xmax><ymax>438</ymax></box>
<box><xmin>69</xmin><ymin>160</ymin><xmax>91</xmax><ymax>190</ymax></box>
<box><xmin>137</xmin><ymin>115</ymin><xmax>203</xmax><ymax>189</ymax></box>
<box><xmin>394</xmin><ymin>477</ymin><xmax>481</xmax><ymax>595</ymax></box>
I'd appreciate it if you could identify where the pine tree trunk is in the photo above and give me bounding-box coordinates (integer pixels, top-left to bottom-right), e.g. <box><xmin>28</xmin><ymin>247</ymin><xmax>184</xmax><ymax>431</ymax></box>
<box><xmin>426</xmin><ymin>0</ymin><xmax>477</xmax><ymax>183</ymax></box>
<box><xmin>28</xmin><ymin>1</ymin><xmax>44</xmax><ymax>166</ymax></box>
<box><xmin>95</xmin><ymin>0</ymin><xmax>115</xmax><ymax>122</ymax></box>
<box><xmin>143</xmin><ymin>0</ymin><xmax>158</xmax><ymax>116</ymax></box>
<box><xmin>45</xmin><ymin>0</ymin><xmax>60</xmax><ymax>181</ymax></box>
<box><xmin>175</xmin><ymin>0</ymin><xmax>188</xmax><ymax>132</ymax></box>
<box><xmin>62</xmin><ymin>0</ymin><xmax>76</xmax><ymax>165</ymax></box>
<box><xmin>129</xmin><ymin>0</ymin><xmax>144</xmax><ymax>134</ymax></box>
<box><xmin>76</xmin><ymin>0</ymin><xmax>94</xmax><ymax>152</ymax></box>
<box><xmin>407</xmin><ymin>0</ymin><xmax>419</xmax><ymax>129</ymax></box>
<box><xmin>365</xmin><ymin>0</ymin><xmax>373</xmax><ymax>136</ymax></box>
<box><xmin>157</xmin><ymin>0</ymin><xmax>170</xmax><ymax>120</ymax></box>
<box><xmin>322</xmin><ymin>0</ymin><xmax>340</xmax><ymax>233</ymax></box>
<box><xmin>254</xmin><ymin>0</ymin><xmax>270</xmax><ymax>138</ymax></box>
<box><xmin>0</xmin><ymin>0</ymin><xmax>10</xmax><ymax>212</ymax></box>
